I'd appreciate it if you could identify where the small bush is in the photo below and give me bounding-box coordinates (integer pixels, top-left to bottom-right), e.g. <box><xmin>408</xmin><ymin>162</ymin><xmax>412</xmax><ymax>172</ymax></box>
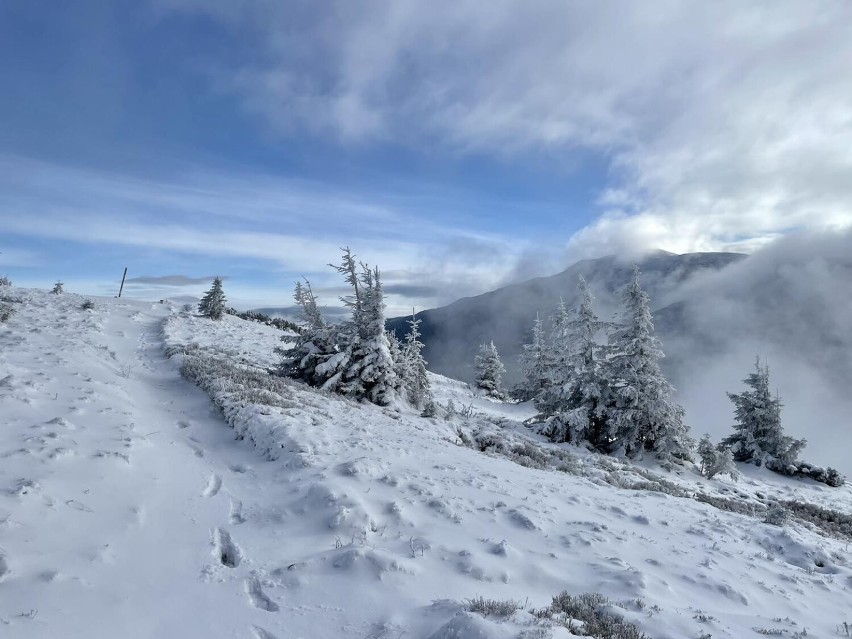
<box><xmin>695</xmin><ymin>493</ymin><xmax>764</xmax><ymax>518</ymax></box>
<box><xmin>465</xmin><ymin>596</ymin><xmax>522</xmax><ymax>618</ymax></box>
<box><xmin>0</xmin><ymin>303</ymin><xmax>14</xmax><ymax>322</ymax></box>
<box><xmin>224</xmin><ymin>307</ymin><xmax>301</xmax><ymax>333</ymax></box>
<box><xmin>508</xmin><ymin>442</ymin><xmax>550</xmax><ymax>470</ymax></box>
<box><xmin>421</xmin><ymin>399</ymin><xmax>438</xmax><ymax>418</ymax></box>
<box><xmin>0</xmin><ymin>275</ymin><xmax>11</xmax><ymax>286</ymax></box>
<box><xmin>782</xmin><ymin>500</ymin><xmax>852</xmax><ymax>540</ymax></box>
<box><xmin>764</xmin><ymin>503</ymin><xmax>790</xmax><ymax>526</ymax></box>
<box><xmin>544</xmin><ymin>591</ymin><xmax>649</xmax><ymax>639</ymax></box>
<box><xmin>81</xmin><ymin>299</ymin><xmax>95</xmax><ymax>310</ymax></box>
<box><xmin>760</xmin><ymin>458</ymin><xmax>845</xmax><ymax>486</ymax></box>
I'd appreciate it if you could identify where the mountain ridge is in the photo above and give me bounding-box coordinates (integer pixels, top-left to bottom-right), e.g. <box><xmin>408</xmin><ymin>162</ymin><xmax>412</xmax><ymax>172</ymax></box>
<box><xmin>387</xmin><ymin>250</ymin><xmax>748</xmax><ymax>384</ymax></box>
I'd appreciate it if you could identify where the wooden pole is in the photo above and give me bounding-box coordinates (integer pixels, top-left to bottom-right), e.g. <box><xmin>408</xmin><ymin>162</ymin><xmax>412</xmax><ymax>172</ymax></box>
<box><xmin>118</xmin><ymin>267</ymin><xmax>128</xmax><ymax>298</ymax></box>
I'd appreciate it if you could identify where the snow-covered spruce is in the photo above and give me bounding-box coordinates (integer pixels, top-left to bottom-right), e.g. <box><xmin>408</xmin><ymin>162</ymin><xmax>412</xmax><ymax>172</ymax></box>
<box><xmin>279</xmin><ymin>248</ymin><xmax>399</xmax><ymax>407</ymax></box>
<box><xmin>697</xmin><ymin>434</ymin><xmax>739</xmax><ymax>480</ymax></box>
<box><xmin>722</xmin><ymin>358</ymin><xmax>843</xmax><ymax>486</ymax></box>
<box><xmin>722</xmin><ymin>358</ymin><xmax>803</xmax><ymax>469</ymax></box>
<box><xmin>51</xmin><ymin>280</ymin><xmax>64</xmax><ymax>294</ymax></box>
<box><xmin>336</xmin><ymin>261</ymin><xmax>397</xmax><ymax>405</ymax></box>
<box><xmin>0</xmin><ymin>275</ymin><xmax>11</xmax><ymax>286</ymax></box>
<box><xmin>198</xmin><ymin>276</ymin><xmax>226</xmax><ymax>320</ymax></box>
<box><xmin>474</xmin><ymin>340</ymin><xmax>506</xmax><ymax>399</ymax></box>
<box><xmin>397</xmin><ymin>311</ymin><xmax>432</xmax><ymax>410</ymax></box>
<box><xmin>515</xmin><ymin>313</ymin><xmax>548</xmax><ymax>401</ymax></box>
<box><xmin>538</xmin><ymin>276</ymin><xmax>611</xmax><ymax>448</ymax></box>
<box><xmin>531</xmin><ymin>269</ymin><xmax>692</xmax><ymax>463</ymax></box>
<box><xmin>278</xmin><ymin>279</ymin><xmax>345</xmax><ymax>388</ymax></box>
<box><xmin>603</xmin><ymin>266</ymin><xmax>693</xmax><ymax>462</ymax></box>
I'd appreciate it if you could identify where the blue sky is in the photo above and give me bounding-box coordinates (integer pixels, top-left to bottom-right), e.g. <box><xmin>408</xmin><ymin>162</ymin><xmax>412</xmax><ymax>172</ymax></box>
<box><xmin>2</xmin><ymin>1</ymin><xmax>851</xmax><ymax>314</ymax></box>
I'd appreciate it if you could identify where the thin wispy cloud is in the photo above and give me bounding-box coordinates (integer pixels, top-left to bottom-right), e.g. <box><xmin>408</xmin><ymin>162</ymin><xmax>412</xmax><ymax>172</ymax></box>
<box><xmin>126</xmin><ymin>275</ymin><xmax>226</xmax><ymax>286</ymax></box>
<box><xmin>0</xmin><ymin>154</ymin><xmax>527</xmax><ymax>312</ymax></box>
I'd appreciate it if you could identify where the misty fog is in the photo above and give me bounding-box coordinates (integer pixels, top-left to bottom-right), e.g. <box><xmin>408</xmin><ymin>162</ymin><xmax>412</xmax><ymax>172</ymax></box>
<box><xmin>394</xmin><ymin>230</ymin><xmax>852</xmax><ymax>477</ymax></box>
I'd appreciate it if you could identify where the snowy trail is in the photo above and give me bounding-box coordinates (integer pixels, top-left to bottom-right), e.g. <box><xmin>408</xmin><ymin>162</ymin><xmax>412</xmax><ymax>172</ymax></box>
<box><xmin>0</xmin><ymin>296</ymin><xmax>284</xmax><ymax>638</ymax></box>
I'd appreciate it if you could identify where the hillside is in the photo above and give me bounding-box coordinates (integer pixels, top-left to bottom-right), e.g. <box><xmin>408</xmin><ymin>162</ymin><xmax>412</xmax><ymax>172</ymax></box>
<box><xmin>386</xmin><ymin>251</ymin><xmax>746</xmax><ymax>386</ymax></box>
<box><xmin>1</xmin><ymin>287</ymin><xmax>851</xmax><ymax>638</ymax></box>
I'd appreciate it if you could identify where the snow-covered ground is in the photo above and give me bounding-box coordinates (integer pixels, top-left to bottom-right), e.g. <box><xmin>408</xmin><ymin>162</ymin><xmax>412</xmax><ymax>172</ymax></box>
<box><xmin>1</xmin><ymin>288</ymin><xmax>851</xmax><ymax>638</ymax></box>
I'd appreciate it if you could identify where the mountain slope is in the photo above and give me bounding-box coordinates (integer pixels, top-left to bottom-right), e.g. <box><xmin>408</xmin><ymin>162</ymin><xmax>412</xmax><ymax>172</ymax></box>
<box><xmin>387</xmin><ymin>250</ymin><xmax>746</xmax><ymax>385</ymax></box>
<box><xmin>2</xmin><ymin>287</ymin><xmax>851</xmax><ymax>638</ymax></box>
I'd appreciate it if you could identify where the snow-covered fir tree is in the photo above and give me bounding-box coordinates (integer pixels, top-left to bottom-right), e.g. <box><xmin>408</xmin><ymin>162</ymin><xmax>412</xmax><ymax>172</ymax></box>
<box><xmin>534</xmin><ymin>299</ymin><xmax>571</xmax><ymax>417</ymax></box>
<box><xmin>280</xmin><ymin>249</ymin><xmax>428</xmax><ymax>408</ymax></box>
<box><xmin>722</xmin><ymin>358</ymin><xmax>805</xmax><ymax>470</ymax></box>
<box><xmin>198</xmin><ymin>276</ymin><xmax>226</xmax><ymax>320</ymax></box>
<box><xmin>697</xmin><ymin>434</ymin><xmax>716</xmax><ymax>476</ymax></box>
<box><xmin>399</xmin><ymin>312</ymin><xmax>431</xmax><ymax>410</ymax></box>
<box><xmin>0</xmin><ymin>275</ymin><xmax>11</xmax><ymax>286</ymax></box>
<box><xmin>697</xmin><ymin>434</ymin><xmax>739</xmax><ymax>480</ymax></box>
<box><xmin>540</xmin><ymin>277</ymin><xmax>611</xmax><ymax>447</ymax></box>
<box><xmin>474</xmin><ymin>341</ymin><xmax>506</xmax><ymax>399</ymax></box>
<box><xmin>338</xmin><ymin>263</ymin><xmax>397</xmax><ymax>405</ymax></box>
<box><xmin>52</xmin><ymin>281</ymin><xmax>64</xmax><ymax>295</ymax></box>
<box><xmin>388</xmin><ymin>329</ymin><xmax>404</xmax><ymax>379</ymax></box>
<box><xmin>278</xmin><ymin>280</ymin><xmax>348</xmax><ymax>388</ymax></box>
<box><xmin>517</xmin><ymin>314</ymin><xmax>549</xmax><ymax>402</ymax></box>
<box><xmin>604</xmin><ymin>266</ymin><xmax>693</xmax><ymax>461</ymax></box>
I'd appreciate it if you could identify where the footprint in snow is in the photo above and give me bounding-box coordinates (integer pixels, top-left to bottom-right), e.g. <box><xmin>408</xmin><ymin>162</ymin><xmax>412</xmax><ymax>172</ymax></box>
<box><xmin>251</xmin><ymin>626</ymin><xmax>279</xmax><ymax>639</ymax></box>
<box><xmin>212</xmin><ymin>527</ymin><xmax>242</xmax><ymax>568</ymax></box>
<box><xmin>66</xmin><ymin>499</ymin><xmax>94</xmax><ymax>512</ymax></box>
<box><xmin>245</xmin><ymin>576</ymin><xmax>279</xmax><ymax>612</ymax></box>
<box><xmin>202</xmin><ymin>474</ymin><xmax>222</xmax><ymax>498</ymax></box>
<box><xmin>229</xmin><ymin>498</ymin><xmax>246</xmax><ymax>524</ymax></box>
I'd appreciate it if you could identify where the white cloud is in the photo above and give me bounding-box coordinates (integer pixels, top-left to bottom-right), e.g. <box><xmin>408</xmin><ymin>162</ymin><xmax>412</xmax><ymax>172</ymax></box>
<box><xmin>158</xmin><ymin>0</ymin><xmax>852</xmax><ymax>252</ymax></box>
<box><xmin>0</xmin><ymin>154</ymin><xmax>525</xmax><ymax>309</ymax></box>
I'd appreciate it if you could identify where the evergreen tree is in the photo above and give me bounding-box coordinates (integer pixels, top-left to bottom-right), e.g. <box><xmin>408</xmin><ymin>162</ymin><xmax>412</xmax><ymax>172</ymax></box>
<box><xmin>278</xmin><ymin>279</ymin><xmax>348</xmax><ymax>387</ymax></box>
<box><xmin>517</xmin><ymin>314</ymin><xmax>549</xmax><ymax>402</ymax></box>
<box><xmin>712</xmin><ymin>447</ymin><xmax>739</xmax><ymax>481</ymax></box>
<box><xmin>329</xmin><ymin>247</ymin><xmax>365</xmax><ymax>335</ymax></box>
<box><xmin>388</xmin><ymin>329</ymin><xmax>405</xmax><ymax>382</ymax></box>
<box><xmin>534</xmin><ymin>299</ymin><xmax>572</xmax><ymax>417</ymax></box>
<box><xmin>697</xmin><ymin>434</ymin><xmax>716</xmax><ymax>476</ymax></box>
<box><xmin>697</xmin><ymin>434</ymin><xmax>739</xmax><ymax>480</ymax></box>
<box><xmin>339</xmin><ymin>263</ymin><xmax>397</xmax><ymax>405</ymax></box>
<box><xmin>722</xmin><ymin>358</ymin><xmax>805</xmax><ymax>470</ymax></box>
<box><xmin>400</xmin><ymin>311</ymin><xmax>431</xmax><ymax>410</ymax></box>
<box><xmin>198</xmin><ymin>276</ymin><xmax>226</xmax><ymax>320</ymax></box>
<box><xmin>604</xmin><ymin>266</ymin><xmax>693</xmax><ymax>461</ymax></box>
<box><xmin>52</xmin><ymin>281</ymin><xmax>64</xmax><ymax>295</ymax></box>
<box><xmin>474</xmin><ymin>341</ymin><xmax>506</xmax><ymax>398</ymax></box>
<box><xmin>540</xmin><ymin>277</ymin><xmax>611</xmax><ymax>447</ymax></box>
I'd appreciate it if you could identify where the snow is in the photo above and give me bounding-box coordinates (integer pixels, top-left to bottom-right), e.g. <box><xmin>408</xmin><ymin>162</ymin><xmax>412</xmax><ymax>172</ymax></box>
<box><xmin>1</xmin><ymin>287</ymin><xmax>851</xmax><ymax>638</ymax></box>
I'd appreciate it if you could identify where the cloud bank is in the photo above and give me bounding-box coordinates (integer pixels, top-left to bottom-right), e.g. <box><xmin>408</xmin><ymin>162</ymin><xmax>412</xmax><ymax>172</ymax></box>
<box><xmin>157</xmin><ymin>0</ymin><xmax>852</xmax><ymax>255</ymax></box>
